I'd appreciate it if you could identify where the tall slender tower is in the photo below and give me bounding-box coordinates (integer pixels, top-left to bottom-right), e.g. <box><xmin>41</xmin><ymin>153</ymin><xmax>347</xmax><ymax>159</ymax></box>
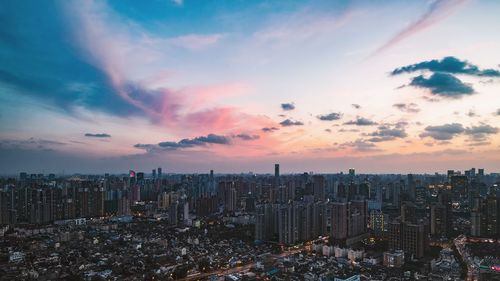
<box><xmin>274</xmin><ymin>164</ymin><xmax>280</xmax><ymax>187</ymax></box>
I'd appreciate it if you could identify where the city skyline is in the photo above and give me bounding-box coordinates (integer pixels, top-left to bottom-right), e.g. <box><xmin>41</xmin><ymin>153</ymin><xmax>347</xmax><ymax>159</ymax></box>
<box><xmin>2</xmin><ymin>166</ymin><xmax>494</xmax><ymax>177</ymax></box>
<box><xmin>1</xmin><ymin>0</ymin><xmax>500</xmax><ymax>174</ymax></box>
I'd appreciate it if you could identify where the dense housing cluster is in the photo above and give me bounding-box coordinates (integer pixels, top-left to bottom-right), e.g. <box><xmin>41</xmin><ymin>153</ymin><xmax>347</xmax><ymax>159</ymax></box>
<box><xmin>1</xmin><ymin>166</ymin><xmax>500</xmax><ymax>280</ymax></box>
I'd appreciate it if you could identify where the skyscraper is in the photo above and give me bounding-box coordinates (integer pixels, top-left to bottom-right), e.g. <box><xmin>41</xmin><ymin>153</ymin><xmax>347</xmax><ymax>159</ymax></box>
<box><xmin>349</xmin><ymin>168</ymin><xmax>355</xmax><ymax>177</ymax></box>
<box><xmin>329</xmin><ymin>202</ymin><xmax>348</xmax><ymax>241</ymax></box>
<box><xmin>388</xmin><ymin>220</ymin><xmax>427</xmax><ymax>259</ymax></box>
<box><xmin>388</xmin><ymin>203</ymin><xmax>429</xmax><ymax>258</ymax></box>
<box><xmin>225</xmin><ymin>188</ymin><xmax>238</xmax><ymax>212</ymax></box>
<box><xmin>370</xmin><ymin>209</ymin><xmax>385</xmax><ymax>236</ymax></box>
<box><xmin>274</xmin><ymin>164</ymin><xmax>280</xmax><ymax>187</ymax></box>
<box><xmin>278</xmin><ymin>204</ymin><xmax>294</xmax><ymax>244</ymax></box>
<box><xmin>451</xmin><ymin>175</ymin><xmax>468</xmax><ymax>202</ymax></box>
<box><xmin>349</xmin><ymin>200</ymin><xmax>368</xmax><ymax>238</ymax></box>
<box><xmin>401</xmin><ymin>201</ymin><xmax>417</xmax><ymax>224</ymax></box>
<box><xmin>430</xmin><ymin>203</ymin><xmax>448</xmax><ymax>238</ymax></box>
<box><xmin>478</xmin><ymin>168</ymin><xmax>484</xmax><ymax>177</ymax></box>
<box><xmin>169</xmin><ymin>202</ymin><xmax>178</xmax><ymax>226</ymax></box>
<box><xmin>313</xmin><ymin>175</ymin><xmax>325</xmax><ymax>202</ymax></box>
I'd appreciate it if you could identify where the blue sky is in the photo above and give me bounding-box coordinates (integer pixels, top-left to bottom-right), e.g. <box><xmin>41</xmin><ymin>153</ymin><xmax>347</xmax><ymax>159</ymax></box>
<box><xmin>0</xmin><ymin>0</ymin><xmax>499</xmax><ymax>174</ymax></box>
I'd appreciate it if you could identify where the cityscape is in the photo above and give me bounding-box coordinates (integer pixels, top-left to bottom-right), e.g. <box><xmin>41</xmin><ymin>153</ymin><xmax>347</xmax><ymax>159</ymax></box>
<box><xmin>1</xmin><ymin>167</ymin><xmax>500</xmax><ymax>280</ymax></box>
<box><xmin>1</xmin><ymin>0</ymin><xmax>500</xmax><ymax>280</ymax></box>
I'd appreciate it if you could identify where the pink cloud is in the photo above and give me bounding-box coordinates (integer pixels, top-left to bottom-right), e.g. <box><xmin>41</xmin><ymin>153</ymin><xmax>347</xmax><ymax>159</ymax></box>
<box><xmin>179</xmin><ymin>83</ymin><xmax>249</xmax><ymax>111</ymax></box>
<box><xmin>66</xmin><ymin>1</ymin><xmax>268</xmax><ymax>134</ymax></box>
<box><xmin>185</xmin><ymin>107</ymin><xmax>276</xmax><ymax>135</ymax></box>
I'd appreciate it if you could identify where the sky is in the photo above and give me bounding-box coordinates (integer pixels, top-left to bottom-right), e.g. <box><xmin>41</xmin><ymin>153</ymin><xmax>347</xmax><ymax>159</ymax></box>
<box><xmin>0</xmin><ymin>0</ymin><xmax>499</xmax><ymax>174</ymax></box>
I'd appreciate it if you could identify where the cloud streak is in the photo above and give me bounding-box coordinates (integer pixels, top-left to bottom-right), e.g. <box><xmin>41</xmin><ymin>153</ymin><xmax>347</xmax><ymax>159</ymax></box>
<box><xmin>233</xmin><ymin>134</ymin><xmax>260</xmax><ymax>141</ymax></box>
<box><xmin>134</xmin><ymin>133</ymin><xmax>230</xmax><ymax>152</ymax></box>
<box><xmin>85</xmin><ymin>133</ymin><xmax>111</xmax><ymax>138</ymax></box>
<box><xmin>262</xmin><ymin>127</ymin><xmax>279</xmax><ymax>133</ymax></box>
<box><xmin>371</xmin><ymin>0</ymin><xmax>467</xmax><ymax>56</ymax></box>
<box><xmin>0</xmin><ymin>138</ymin><xmax>66</xmax><ymax>150</ymax></box>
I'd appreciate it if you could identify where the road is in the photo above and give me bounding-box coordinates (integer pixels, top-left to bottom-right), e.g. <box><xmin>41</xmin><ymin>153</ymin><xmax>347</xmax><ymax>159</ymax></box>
<box><xmin>179</xmin><ymin>248</ymin><xmax>305</xmax><ymax>281</ymax></box>
<box><xmin>454</xmin><ymin>235</ymin><xmax>478</xmax><ymax>281</ymax></box>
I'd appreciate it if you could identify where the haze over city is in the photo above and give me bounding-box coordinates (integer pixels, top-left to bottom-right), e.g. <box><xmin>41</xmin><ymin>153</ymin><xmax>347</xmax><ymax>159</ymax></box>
<box><xmin>1</xmin><ymin>0</ymin><xmax>499</xmax><ymax>174</ymax></box>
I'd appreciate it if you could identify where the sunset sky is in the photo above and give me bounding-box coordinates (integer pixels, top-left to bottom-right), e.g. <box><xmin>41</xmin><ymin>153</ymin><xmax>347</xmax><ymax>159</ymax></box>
<box><xmin>0</xmin><ymin>0</ymin><xmax>499</xmax><ymax>174</ymax></box>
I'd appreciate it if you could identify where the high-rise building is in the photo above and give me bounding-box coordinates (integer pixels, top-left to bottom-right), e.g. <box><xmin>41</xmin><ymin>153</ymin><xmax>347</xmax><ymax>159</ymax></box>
<box><xmin>430</xmin><ymin>203</ymin><xmax>448</xmax><ymax>238</ymax></box>
<box><xmin>313</xmin><ymin>175</ymin><xmax>325</xmax><ymax>202</ymax></box>
<box><xmin>470</xmin><ymin>168</ymin><xmax>476</xmax><ymax>178</ymax></box>
<box><xmin>349</xmin><ymin>200</ymin><xmax>368</xmax><ymax>237</ymax></box>
<box><xmin>349</xmin><ymin>169</ymin><xmax>355</xmax><ymax>177</ymax></box>
<box><xmin>169</xmin><ymin>202</ymin><xmax>178</xmax><ymax>226</ymax></box>
<box><xmin>130</xmin><ymin>184</ymin><xmax>140</xmax><ymax>204</ymax></box>
<box><xmin>401</xmin><ymin>201</ymin><xmax>417</xmax><ymax>224</ymax></box>
<box><xmin>388</xmin><ymin>220</ymin><xmax>428</xmax><ymax>258</ymax></box>
<box><xmin>312</xmin><ymin>201</ymin><xmax>325</xmax><ymax>238</ymax></box>
<box><xmin>407</xmin><ymin>174</ymin><xmax>415</xmax><ymax>200</ymax></box>
<box><xmin>389</xmin><ymin>183</ymin><xmax>401</xmax><ymax>208</ymax></box>
<box><xmin>337</xmin><ymin>182</ymin><xmax>347</xmax><ymax>199</ymax></box>
<box><xmin>274</xmin><ymin>164</ymin><xmax>280</xmax><ymax>187</ymax></box>
<box><xmin>478</xmin><ymin>169</ymin><xmax>484</xmax><ymax>177</ymax></box>
<box><xmin>451</xmin><ymin>175</ymin><xmax>468</xmax><ymax>202</ymax></box>
<box><xmin>414</xmin><ymin>186</ymin><xmax>426</xmax><ymax>206</ymax></box>
<box><xmin>388</xmin><ymin>203</ymin><xmax>429</xmax><ymax>258</ymax></box>
<box><xmin>0</xmin><ymin>187</ymin><xmax>16</xmax><ymax>225</ymax></box>
<box><xmin>388</xmin><ymin>198</ymin><xmax>429</xmax><ymax>258</ymax></box>
<box><xmin>256</xmin><ymin>199</ymin><xmax>367</xmax><ymax>246</ymax></box>
<box><xmin>473</xmin><ymin>195</ymin><xmax>500</xmax><ymax>237</ymax></box>
<box><xmin>225</xmin><ymin>188</ymin><xmax>238</xmax><ymax>212</ymax></box>
<box><xmin>278</xmin><ymin>204</ymin><xmax>294</xmax><ymax>244</ymax></box>
<box><xmin>210</xmin><ymin>171</ymin><xmax>217</xmax><ymax>196</ymax></box>
<box><xmin>255</xmin><ymin>203</ymin><xmax>272</xmax><ymax>241</ymax></box>
<box><xmin>485</xmin><ymin>195</ymin><xmax>499</xmax><ymax>236</ymax></box>
<box><xmin>299</xmin><ymin>202</ymin><xmax>314</xmax><ymax>241</ymax></box>
<box><xmin>245</xmin><ymin>197</ymin><xmax>255</xmax><ymax>212</ymax></box>
<box><xmin>136</xmin><ymin>172</ymin><xmax>144</xmax><ymax>182</ymax></box>
<box><xmin>181</xmin><ymin>201</ymin><xmax>189</xmax><ymax>224</ymax></box>
<box><xmin>329</xmin><ymin>202</ymin><xmax>348</xmax><ymax>240</ymax></box>
<box><xmin>470</xmin><ymin>211</ymin><xmax>481</xmax><ymax>236</ymax></box>
<box><xmin>369</xmin><ymin>209</ymin><xmax>385</xmax><ymax>236</ymax></box>
<box><xmin>447</xmin><ymin>170</ymin><xmax>455</xmax><ymax>181</ymax></box>
<box><xmin>358</xmin><ymin>182</ymin><xmax>370</xmax><ymax>199</ymax></box>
